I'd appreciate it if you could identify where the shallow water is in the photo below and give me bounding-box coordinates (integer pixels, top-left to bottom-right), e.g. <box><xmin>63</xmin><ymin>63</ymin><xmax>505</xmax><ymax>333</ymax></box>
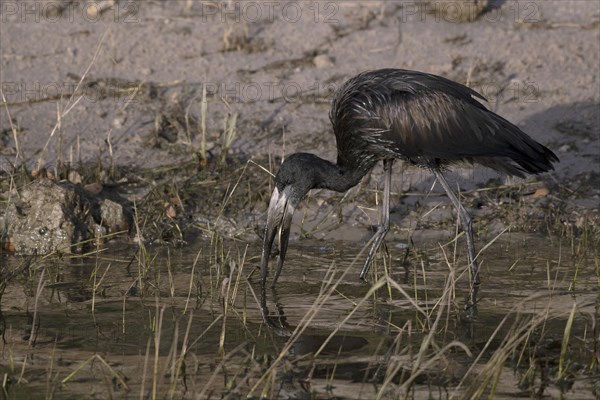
<box><xmin>0</xmin><ymin>232</ymin><xmax>597</xmax><ymax>399</ymax></box>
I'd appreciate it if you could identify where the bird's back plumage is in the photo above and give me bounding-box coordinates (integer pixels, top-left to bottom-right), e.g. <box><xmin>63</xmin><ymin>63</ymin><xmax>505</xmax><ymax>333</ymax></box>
<box><xmin>330</xmin><ymin>69</ymin><xmax>558</xmax><ymax>178</ymax></box>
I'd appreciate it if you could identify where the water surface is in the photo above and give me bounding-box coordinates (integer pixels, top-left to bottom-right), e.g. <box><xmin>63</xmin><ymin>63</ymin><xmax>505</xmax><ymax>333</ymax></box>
<box><xmin>1</xmin><ymin>233</ymin><xmax>597</xmax><ymax>399</ymax></box>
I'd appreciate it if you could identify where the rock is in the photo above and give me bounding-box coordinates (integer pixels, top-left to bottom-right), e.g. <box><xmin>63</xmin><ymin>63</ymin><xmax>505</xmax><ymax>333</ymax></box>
<box><xmin>533</xmin><ymin>187</ymin><xmax>550</xmax><ymax>197</ymax></box>
<box><xmin>99</xmin><ymin>198</ymin><xmax>131</xmax><ymax>232</ymax></box>
<box><xmin>3</xmin><ymin>178</ymin><xmax>90</xmax><ymax>255</ymax></box>
<box><xmin>112</xmin><ymin>116</ymin><xmax>126</xmax><ymax>129</ymax></box>
<box><xmin>68</xmin><ymin>170</ymin><xmax>82</xmax><ymax>184</ymax></box>
<box><xmin>84</xmin><ymin>182</ymin><xmax>103</xmax><ymax>195</ymax></box>
<box><xmin>1</xmin><ymin>177</ymin><xmax>131</xmax><ymax>255</ymax></box>
<box><xmin>85</xmin><ymin>0</ymin><xmax>115</xmax><ymax>19</ymax></box>
<box><xmin>313</xmin><ymin>54</ymin><xmax>335</xmax><ymax>69</ymax></box>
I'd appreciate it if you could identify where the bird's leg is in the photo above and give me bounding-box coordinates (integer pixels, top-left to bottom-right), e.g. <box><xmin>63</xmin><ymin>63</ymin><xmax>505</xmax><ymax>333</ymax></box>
<box><xmin>359</xmin><ymin>158</ymin><xmax>394</xmax><ymax>281</ymax></box>
<box><xmin>433</xmin><ymin>170</ymin><xmax>480</xmax><ymax>316</ymax></box>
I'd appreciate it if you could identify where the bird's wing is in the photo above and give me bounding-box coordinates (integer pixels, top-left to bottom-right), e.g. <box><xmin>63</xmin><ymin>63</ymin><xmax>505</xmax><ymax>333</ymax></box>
<box><xmin>332</xmin><ymin>69</ymin><xmax>556</xmax><ymax>176</ymax></box>
<box><xmin>376</xmin><ymin>73</ymin><xmax>555</xmax><ymax>175</ymax></box>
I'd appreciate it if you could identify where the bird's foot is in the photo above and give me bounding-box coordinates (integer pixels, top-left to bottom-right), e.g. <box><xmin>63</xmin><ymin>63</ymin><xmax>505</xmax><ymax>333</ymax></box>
<box><xmin>459</xmin><ymin>304</ymin><xmax>478</xmax><ymax>323</ymax></box>
<box><xmin>459</xmin><ymin>281</ymin><xmax>480</xmax><ymax>322</ymax></box>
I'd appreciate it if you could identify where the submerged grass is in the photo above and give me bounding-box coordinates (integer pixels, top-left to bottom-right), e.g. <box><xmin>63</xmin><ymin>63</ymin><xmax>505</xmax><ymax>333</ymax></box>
<box><xmin>0</xmin><ymin>225</ymin><xmax>598</xmax><ymax>398</ymax></box>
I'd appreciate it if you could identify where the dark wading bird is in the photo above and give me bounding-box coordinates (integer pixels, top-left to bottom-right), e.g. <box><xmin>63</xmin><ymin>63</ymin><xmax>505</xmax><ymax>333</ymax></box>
<box><xmin>260</xmin><ymin>68</ymin><xmax>558</xmax><ymax>318</ymax></box>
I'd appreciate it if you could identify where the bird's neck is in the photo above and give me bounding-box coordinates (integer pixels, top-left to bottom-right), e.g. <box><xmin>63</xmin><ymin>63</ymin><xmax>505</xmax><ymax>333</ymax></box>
<box><xmin>317</xmin><ymin>160</ymin><xmax>371</xmax><ymax>193</ymax></box>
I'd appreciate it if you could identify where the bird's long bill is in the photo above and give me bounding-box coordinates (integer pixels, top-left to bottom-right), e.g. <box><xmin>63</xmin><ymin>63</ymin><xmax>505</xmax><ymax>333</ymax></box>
<box><xmin>260</xmin><ymin>186</ymin><xmax>295</xmax><ymax>289</ymax></box>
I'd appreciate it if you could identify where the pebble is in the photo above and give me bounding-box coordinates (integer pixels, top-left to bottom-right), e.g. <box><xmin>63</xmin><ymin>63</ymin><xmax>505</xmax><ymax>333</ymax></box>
<box><xmin>113</xmin><ymin>117</ymin><xmax>125</xmax><ymax>129</ymax></box>
<box><xmin>533</xmin><ymin>187</ymin><xmax>550</xmax><ymax>197</ymax></box>
<box><xmin>313</xmin><ymin>54</ymin><xmax>334</xmax><ymax>69</ymax></box>
<box><xmin>68</xmin><ymin>170</ymin><xmax>82</xmax><ymax>184</ymax></box>
<box><xmin>84</xmin><ymin>183</ymin><xmax>103</xmax><ymax>195</ymax></box>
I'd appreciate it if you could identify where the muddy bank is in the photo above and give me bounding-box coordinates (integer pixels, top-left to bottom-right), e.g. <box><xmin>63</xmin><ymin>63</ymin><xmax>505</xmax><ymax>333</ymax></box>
<box><xmin>1</xmin><ymin>148</ymin><xmax>598</xmax><ymax>255</ymax></box>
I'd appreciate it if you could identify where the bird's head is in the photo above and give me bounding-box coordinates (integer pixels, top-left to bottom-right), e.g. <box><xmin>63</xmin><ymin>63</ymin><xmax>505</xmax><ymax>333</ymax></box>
<box><xmin>260</xmin><ymin>153</ymin><xmax>335</xmax><ymax>287</ymax></box>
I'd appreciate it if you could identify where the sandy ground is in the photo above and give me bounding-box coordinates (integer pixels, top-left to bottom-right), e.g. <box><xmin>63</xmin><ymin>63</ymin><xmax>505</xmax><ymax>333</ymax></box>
<box><xmin>1</xmin><ymin>0</ymin><xmax>599</xmax><ymax>224</ymax></box>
